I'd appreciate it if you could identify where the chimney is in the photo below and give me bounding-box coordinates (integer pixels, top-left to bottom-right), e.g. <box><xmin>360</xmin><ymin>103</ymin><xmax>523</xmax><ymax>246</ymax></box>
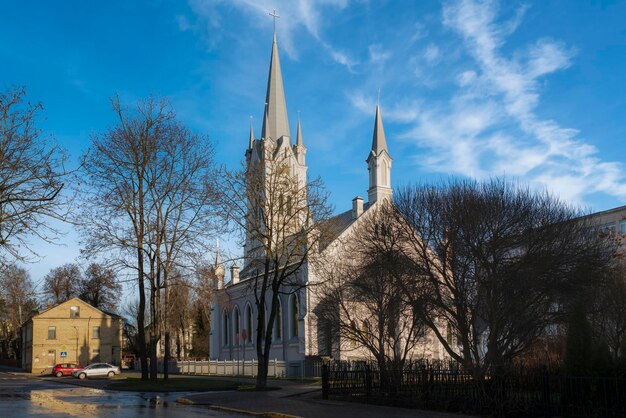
<box><xmin>231</xmin><ymin>264</ymin><xmax>240</xmax><ymax>285</ymax></box>
<box><xmin>352</xmin><ymin>196</ymin><xmax>364</xmax><ymax>219</ymax></box>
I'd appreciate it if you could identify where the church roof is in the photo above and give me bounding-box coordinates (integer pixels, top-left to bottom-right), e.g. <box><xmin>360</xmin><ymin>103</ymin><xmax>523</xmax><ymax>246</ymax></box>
<box><xmin>368</xmin><ymin>103</ymin><xmax>388</xmax><ymax>160</ymax></box>
<box><xmin>318</xmin><ymin>202</ymin><xmax>372</xmax><ymax>251</ymax></box>
<box><xmin>261</xmin><ymin>33</ymin><xmax>290</xmax><ymax>141</ymax></box>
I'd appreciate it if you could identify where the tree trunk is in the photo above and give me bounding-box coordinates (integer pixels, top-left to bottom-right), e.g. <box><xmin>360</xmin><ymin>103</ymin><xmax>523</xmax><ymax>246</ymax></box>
<box><xmin>164</xmin><ymin>330</ymin><xmax>170</xmax><ymax>379</ymax></box>
<box><xmin>136</xmin><ymin>250</ymin><xmax>148</xmax><ymax>381</ymax></box>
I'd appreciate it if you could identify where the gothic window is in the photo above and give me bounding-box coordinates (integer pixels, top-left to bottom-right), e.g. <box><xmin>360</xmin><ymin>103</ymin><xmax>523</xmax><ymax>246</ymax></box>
<box><xmin>291</xmin><ymin>295</ymin><xmax>299</xmax><ymax>338</ymax></box>
<box><xmin>233</xmin><ymin>306</ymin><xmax>241</xmax><ymax>345</ymax></box>
<box><xmin>369</xmin><ymin>165</ymin><xmax>374</xmax><ymax>187</ymax></box>
<box><xmin>362</xmin><ymin>320</ymin><xmax>370</xmax><ymax>342</ymax></box>
<box><xmin>382</xmin><ymin>160</ymin><xmax>388</xmax><ymax>186</ymax></box>
<box><xmin>245</xmin><ymin>304</ymin><xmax>253</xmax><ymax>344</ymax></box>
<box><xmin>350</xmin><ymin>321</ymin><xmax>357</xmax><ymax>348</ymax></box>
<box><xmin>223</xmin><ymin>310</ymin><xmax>229</xmax><ymax>347</ymax></box>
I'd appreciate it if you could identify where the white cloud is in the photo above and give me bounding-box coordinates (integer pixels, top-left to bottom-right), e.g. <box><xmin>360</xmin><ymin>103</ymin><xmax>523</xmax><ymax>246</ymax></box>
<box><xmin>368</xmin><ymin>44</ymin><xmax>392</xmax><ymax>65</ymax></box>
<box><xmin>187</xmin><ymin>0</ymin><xmax>351</xmax><ymax>66</ymax></box>
<box><xmin>401</xmin><ymin>0</ymin><xmax>626</xmax><ymax>203</ymax></box>
<box><xmin>423</xmin><ymin>43</ymin><xmax>440</xmax><ymax>64</ymax></box>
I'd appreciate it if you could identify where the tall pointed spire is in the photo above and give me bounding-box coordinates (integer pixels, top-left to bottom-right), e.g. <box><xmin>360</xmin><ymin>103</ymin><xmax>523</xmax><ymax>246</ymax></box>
<box><xmin>296</xmin><ymin>114</ymin><xmax>303</xmax><ymax>147</ymax></box>
<box><xmin>248</xmin><ymin>118</ymin><xmax>255</xmax><ymax>149</ymax></box>
<box><xmin>261</xmin><ymin>32</ymin><xmax>290</xmax><ymax>141</ymax></box>
<box><xmin>215</xmin><ymin>239</ymin><xmax>222</xmax><ymax>267</ymax></box>
<box><xmin>370</xmin><ymin>103</ymin><xmax>388</xmax><ymax>155</ymax></box>
<box><xmin>367</xmin><ymin>102</ymin><xmax>392</xmax><ymax>204</ymax></box>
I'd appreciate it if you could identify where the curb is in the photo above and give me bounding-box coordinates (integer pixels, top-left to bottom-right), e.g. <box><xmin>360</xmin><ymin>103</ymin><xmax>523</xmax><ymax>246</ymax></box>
<box><xmin>176</xmin><ymin>397</ymin><xmax>300</xmax><ymax>418</ymax></box>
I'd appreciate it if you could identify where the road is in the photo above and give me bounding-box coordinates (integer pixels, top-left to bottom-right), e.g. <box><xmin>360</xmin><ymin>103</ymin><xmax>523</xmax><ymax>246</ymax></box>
<box><xmin>0</xmin><ymin>372</ymin><xmax>245</xmax><ymax>417</ymax></box>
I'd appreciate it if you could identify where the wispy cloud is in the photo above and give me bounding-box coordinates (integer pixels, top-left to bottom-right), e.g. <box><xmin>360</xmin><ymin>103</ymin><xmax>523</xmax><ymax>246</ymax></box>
<box><xmin>185</xmin><ymin>0</ymin><xmax>354</xmax><ymax>70</ymax></box>
<box><xmin>405</xmin><ymin>0</ymin><xmax>626</xmax><ymax>203</ymax></box>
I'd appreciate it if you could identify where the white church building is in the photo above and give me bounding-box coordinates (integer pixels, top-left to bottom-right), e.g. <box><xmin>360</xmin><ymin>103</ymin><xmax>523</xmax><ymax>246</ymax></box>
<box><xmin>209</xmin><ymin>32</ymin><xmax>447</xmax><ymax>372</ymax></box>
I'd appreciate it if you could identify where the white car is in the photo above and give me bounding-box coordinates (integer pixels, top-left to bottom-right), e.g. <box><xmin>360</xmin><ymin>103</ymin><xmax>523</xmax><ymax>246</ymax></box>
<box><xmin>72</xmin><ymin>363</ymin><xmax>121</xmax><ymax>379</ymax></box>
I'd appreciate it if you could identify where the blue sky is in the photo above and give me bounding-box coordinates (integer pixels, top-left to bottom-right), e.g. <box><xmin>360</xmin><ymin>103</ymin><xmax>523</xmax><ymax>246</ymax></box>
<box><xmin>2</xmin><ymin>0</ymin><xmax>626</xmax><ymax>285</ymax></box>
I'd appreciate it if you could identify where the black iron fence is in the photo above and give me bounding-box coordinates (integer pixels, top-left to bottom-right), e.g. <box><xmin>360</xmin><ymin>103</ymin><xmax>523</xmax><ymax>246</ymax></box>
<box><xmin>321</xmin><ymin>361</ymin><xmax>626</xmax><ymax>418</ymax></box>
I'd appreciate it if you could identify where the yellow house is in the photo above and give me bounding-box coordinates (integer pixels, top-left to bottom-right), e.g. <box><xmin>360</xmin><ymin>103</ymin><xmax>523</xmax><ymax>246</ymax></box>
<box><xmin>21</xmin><ymin>297</ymin><xmax>123</xmax><ymax>374</ymax></box>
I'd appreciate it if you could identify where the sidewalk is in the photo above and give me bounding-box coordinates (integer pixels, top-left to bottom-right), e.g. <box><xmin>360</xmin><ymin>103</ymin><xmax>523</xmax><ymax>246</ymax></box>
<box><xmin>177</xmin><ymin>383</ymin><xmax>479</xmax><ymax>418</ymax></box>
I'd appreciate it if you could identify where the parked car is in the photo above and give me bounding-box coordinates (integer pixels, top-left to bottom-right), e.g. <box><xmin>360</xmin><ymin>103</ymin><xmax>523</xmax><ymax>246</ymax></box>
<box><xmin>72</xmin><ymin>363</ymin><xmax>121</xmax><ymax>379</ymax></box>
<box><xmin>52</xmin><ymin>363</ymin><xmax>84</xmax><ymax>377</ymax></box>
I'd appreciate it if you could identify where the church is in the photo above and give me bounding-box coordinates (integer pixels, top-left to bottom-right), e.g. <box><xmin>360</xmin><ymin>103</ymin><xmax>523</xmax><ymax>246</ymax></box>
<box><xmin>209</xmin><ymin>31</ymin><xmax>448</xmax><ymax>371</ymax></box>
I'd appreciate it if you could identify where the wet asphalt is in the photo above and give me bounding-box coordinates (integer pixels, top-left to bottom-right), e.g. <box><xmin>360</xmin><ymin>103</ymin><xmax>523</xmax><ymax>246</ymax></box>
<box><xmin>0</xmin><ymin>372</ymin><xmax>245</xmax><ymax>417</ymax></box>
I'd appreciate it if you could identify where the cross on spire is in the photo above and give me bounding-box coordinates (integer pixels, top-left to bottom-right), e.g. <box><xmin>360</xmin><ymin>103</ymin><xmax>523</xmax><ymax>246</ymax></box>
<box><xmin>269</xmin><ymin>9</ymin><xmax>280</xmax><ymax>33</ymax></box>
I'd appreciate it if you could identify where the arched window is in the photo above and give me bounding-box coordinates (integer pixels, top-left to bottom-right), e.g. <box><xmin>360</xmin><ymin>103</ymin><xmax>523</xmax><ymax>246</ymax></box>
<box><xmin>222</xmin><ymin>310</ymin><xmax>229</xmax><ymax>347</ymax></box>
<box><xmin>350</xmin><ymin>320</ymin><xmax>357</xmax><ymax>348</ymax></box>
<box><xmin>274</xmin><ymin>300</ymin><xmax>282</xmax><ymax>341</ymax></box>
<box><xmin>233</xmin><ymin>306</ymin><xmax>240</xmax><ymax>346</ymax></box>
<box><xmin>362</xmin><ymin>320</ymin><xmax>370</xmax><ymax>342</ymax></box>
<box><xmin>291</xmin><ymin>295</ymin><xmax>299</xmax><ymax>338</ymax></box>
<box><xmin>245</xmin><ymin>304</ymin><xmax>253</xmax><ymax>344</ymax></box>
<box><xmin>381</xmin><ymin>160</ymin><xmax>388</xmax><ymax>185</ymax></box>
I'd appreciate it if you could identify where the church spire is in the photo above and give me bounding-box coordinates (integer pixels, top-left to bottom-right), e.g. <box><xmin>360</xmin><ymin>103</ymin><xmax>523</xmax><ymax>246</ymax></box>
<box><xmin>366</xmin><ymin>101</ymin><xmax>392</xmax><ymax>204</ymax></box>
<box><xmin>370</xmin><ymin>103</ymin><xmax>388</xmax><ymax>155</ymax></box>
<box><xmin>261</xmin><ymin>32</ymin><xmax>290</xmax><ymax>141</ymax></box>
<box><xmin>296</xmin><ymin>114</ymin><xmax>303</xmax><ymax>147</ymax></box>
<box><xmin>248</xmin><ymin>118</ymin><xmax>255</xmax><ymax>150</ymax></box>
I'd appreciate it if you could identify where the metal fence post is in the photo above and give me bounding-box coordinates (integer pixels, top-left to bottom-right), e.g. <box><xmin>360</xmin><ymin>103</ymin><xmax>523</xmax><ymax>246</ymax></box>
<box><xmin>365</xmin><ymin>365</ymin><xmax>372</xmax><ymax>401</ymax></box>
<box><xmin>322</xmin><ymin>364</ymin><xmax>329</xmax><ymax>400</ymax></box>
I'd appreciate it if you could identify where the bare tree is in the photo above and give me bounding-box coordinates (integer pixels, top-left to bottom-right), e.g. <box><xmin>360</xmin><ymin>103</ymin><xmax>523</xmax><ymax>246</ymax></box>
<box><xmin>0</xmin><ymin>87</ymin><xmax>70</xmax><ymax>261</ymax></box>
<box><xmin>394</xmin><ymin>179</ymin><xmax>610</xmax><ymax>378</ymax></box>
<box><xmin>43</xmin><ymin>263</ymin><xmax>81</xmax><ymax>305</ymax></box>
<box><xmin>589</xmin><ymin>260</ymin><xmax>626</xmax><ymax>360</ymax></box>
<box><xmin>219</xmin><ymin>150</ymin><xmax>333</xmax><ymax>389</ymax></box>
<box><xmin>0</xmin><ymin>264</ymin><xmax>38</xmax><ymax>360</ymax></box>
<box><xmin>317</xmin><ymin>204</ymin><xmax>428</xmax><ymax>390</ymax></box>
<box><xmin>81</xmin><ymin>96</ymin><xmax>172</xmax><ymax>380</ymax></box>
<box><xmin>78</xmin><ymin>263</ymin><xmax>121</xmax><ymax>312</ymax></box>
<box><xmin>81</xmin><ymin>96</ymin><xmax>219</xmax><ymax>381</ymax></box>
<box><xmin>189</xmin><ymin>264</ymin><xmax>213</xmax><ymax>358</ymax></box>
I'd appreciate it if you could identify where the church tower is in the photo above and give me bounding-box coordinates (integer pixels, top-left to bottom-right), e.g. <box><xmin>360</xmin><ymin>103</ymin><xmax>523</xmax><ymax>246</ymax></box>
<box><xmin>244</xmin><ymin>31</ymin><xmax>308</xmax><ymax>261</ymax></box>
<box><xmin>366</xmin><ymin>103</ymin><xmax>392</xmax><ymax>203</ymax></box>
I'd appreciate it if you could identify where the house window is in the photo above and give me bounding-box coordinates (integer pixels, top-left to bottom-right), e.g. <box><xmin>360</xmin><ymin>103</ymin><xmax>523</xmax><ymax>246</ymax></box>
<box><xmin>48</xmin><ymin>326</ymin><xmax>56</xmax><ymax>340</ymax></box>
<box><xmin>70</xmin><ymin>306</ymin><xmax>80</xmax><ymax>318</ymax></box>
<box><xmin>291</xmin><ymin>295</ymin><xmax>299</xmax><ymax>338</ymax></box>
<box><xmin>620</xmin><ymin>220</ymin><xmax>626</xmax><ymax>234</ymax></box>
<box><xmin>92</xmin><ymin>326</ymin><xmax>100</xmax><ymax>339</ymax></box>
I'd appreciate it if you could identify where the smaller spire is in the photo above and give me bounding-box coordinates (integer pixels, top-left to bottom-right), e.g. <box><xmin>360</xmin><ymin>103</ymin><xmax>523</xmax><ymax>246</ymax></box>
<box><xmin>215</xmin><ymin>239</ymin><xmax>222</xmax><ymax>267</ymax></box>
<box><xmin>249</xmin><ymin>116</ymin><xmax>254</xmax><ymax>149</ymax></box>
<box><xmin>296</xmin><ymin>112</ymin><xmax>303</xmax><ymax>147</ymax></box>
<box><xmin>371</xmin><ymin>103</ymin><xmax>388</xmax><ymax>155</ymax></box>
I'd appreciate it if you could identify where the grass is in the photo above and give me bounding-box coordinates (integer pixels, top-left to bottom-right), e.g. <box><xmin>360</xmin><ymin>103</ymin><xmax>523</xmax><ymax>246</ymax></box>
<box><xmin>107</xmin><ymin>377</ymin><xmax>244</xmax><ymax>392</ymax></box>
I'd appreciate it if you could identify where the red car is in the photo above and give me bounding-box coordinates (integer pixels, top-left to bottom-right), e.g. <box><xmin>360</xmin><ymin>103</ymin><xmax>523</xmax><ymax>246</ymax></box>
<box><xmin>52</xmin><ymin>363</ymin><xmax>83</xmax><ymax>377</ymax></box>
